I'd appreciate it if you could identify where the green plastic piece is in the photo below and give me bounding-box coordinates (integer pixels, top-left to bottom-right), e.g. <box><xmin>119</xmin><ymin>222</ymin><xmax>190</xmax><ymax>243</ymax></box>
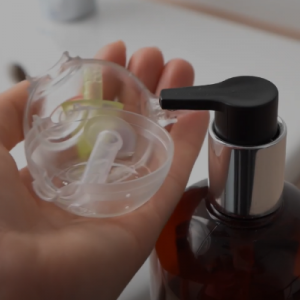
<box><xmin>60</xmin><ymin>67</ymin><xmax>124</xmax><ymax>159</ymax></box>
<box><xmin>61</xmin><ymin>99</ymin><xmax>124</xmax><ymax>159</ymax></box>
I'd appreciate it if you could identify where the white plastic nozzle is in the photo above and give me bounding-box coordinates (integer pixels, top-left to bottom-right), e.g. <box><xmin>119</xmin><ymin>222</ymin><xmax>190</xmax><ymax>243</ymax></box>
<box><xmin>81</xmin><ymin>130</ymin><xmax>123</xmax><ymax>184</ymax></box>
<box><xmin>83</xmin><ymin>65</ymin><xmax>103</xmax><ymax>101</ymax></box>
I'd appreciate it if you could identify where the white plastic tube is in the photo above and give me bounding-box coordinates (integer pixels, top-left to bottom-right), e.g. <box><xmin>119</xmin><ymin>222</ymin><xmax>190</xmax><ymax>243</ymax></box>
<box><xmin>81</xmin><ymin>130</ymin><xmax>123</xmax><ymax>184</ymax></box>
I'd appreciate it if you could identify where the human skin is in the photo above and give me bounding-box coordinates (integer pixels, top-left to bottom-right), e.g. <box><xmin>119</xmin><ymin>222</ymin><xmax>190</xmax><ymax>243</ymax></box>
<box><xmin>0</xmin><ymin>41</ymin><xmax>209</xmax><ymax>300</ymax></box>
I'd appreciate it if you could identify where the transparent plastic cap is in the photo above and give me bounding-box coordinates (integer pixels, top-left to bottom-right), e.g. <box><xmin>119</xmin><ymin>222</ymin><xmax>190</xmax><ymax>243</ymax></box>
<box><xmin>24</xmin><ymin>52</ymin><xmax>186</xmax><ymax>218</ymax></box>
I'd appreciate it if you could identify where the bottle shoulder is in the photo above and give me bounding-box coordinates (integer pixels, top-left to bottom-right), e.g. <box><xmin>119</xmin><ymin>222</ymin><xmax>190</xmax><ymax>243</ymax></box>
<box><xmin>186</xmin><ymin>180</ymin><xmax>300</xmax><ymax>229</ymax></box>
<box><xmin>157</xmin><ymin>179</ymin><xmax>300</xmax><ymax>252</ymax></box>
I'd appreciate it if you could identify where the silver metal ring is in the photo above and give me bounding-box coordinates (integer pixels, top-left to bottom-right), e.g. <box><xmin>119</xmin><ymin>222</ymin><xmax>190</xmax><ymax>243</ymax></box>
<box><xmin>208</xmin><ymin>117</ymin><xmax>287</xmax><ymax>218</ymax></box>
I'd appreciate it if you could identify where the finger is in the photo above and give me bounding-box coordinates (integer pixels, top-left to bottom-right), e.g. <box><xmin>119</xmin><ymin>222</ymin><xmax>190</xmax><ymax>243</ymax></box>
<box><xmin>128</xmin><ymin>47</ymin><xmax>164</xmax><ymax>93</ymax></box>
<box><xmin>155</xmin><ymin>58</ymin><xmax>195</xmax><ymax>131</ymax></box>
<box><xmin>140</xmin><ymin>58</ymin><xmax>197</xmax><ymax>179</ymax></box>
<box><xmin>167</xmin><ymin>111</ymin><xmax>210</xmax><ymax>198</ymax></box>
<box><xmin>119</xmin><ymin>47</ymin><xmax>164</xmax><ymax>113</ymax></box>
<box><xmin>154</xmin><ymin>117</ymin><xmax>209</xmax><ymax>220</ymax></box>
<box><xmin>94</xmin><ymin>40</ymin><xmax>126</xmax><ymax>66</ymax></box>
<box><xmin>156</xmin><ymin>58</ymin><xmax>194</xmax><ymax>94</ymax></box>
<box><xmin>94</xmin><ymin>41</ymin><xmax>127</xmax><ymax>101</ymax></box>
<box><xmin>153</xmin><ymin>59</ymin><xmax>208</xmax><ymax>217</ymax></box>
<box><xmin>0</xmin><ymin>80</ymin><xmax>30</xmax><ymax>150</ymax></box>
<box><xmin>68</xmin><ymin>40</ymin><xmax>127</xmax><ymax>100</ymax></box>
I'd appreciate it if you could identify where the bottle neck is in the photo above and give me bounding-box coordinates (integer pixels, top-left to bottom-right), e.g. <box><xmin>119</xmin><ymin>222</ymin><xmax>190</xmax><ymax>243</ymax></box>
<box><xmin>208</xmin><ymin>118</ymin><xmax>286</xmax><ymax>219</ymax></box>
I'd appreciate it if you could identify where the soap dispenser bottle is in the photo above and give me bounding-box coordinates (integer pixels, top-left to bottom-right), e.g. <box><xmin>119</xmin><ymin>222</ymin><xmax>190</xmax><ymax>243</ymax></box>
<box><xmin>150</xmin><ymin>76</ymin><xmax>300</xmax><ymax>299</ymax></box>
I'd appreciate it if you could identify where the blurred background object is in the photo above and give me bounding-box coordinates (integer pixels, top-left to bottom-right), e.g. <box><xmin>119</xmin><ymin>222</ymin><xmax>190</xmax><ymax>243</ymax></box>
<box><xmin>157</xmin><ymin>0</ymin><xmax>300</xmax><ymax>40</ymax></box>
<box><xmin>40</xmin><ymin>0</ymin><xmax>96</xmax><ymax>22</ymax></box>
<box><xmin>8</xmin><ymin>63</ymin><xmax>27</xmax><ymax>83</ymax></box>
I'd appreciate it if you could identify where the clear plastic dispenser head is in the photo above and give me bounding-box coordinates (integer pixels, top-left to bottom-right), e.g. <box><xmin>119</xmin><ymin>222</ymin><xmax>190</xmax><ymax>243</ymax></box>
<box><xmin>24</xmin><ymin>52</ymin><xmax>181</xmax><ymax>218</ymax></box>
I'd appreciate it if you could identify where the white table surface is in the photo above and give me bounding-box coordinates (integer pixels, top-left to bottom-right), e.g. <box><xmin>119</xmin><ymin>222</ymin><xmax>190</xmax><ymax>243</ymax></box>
<box><xmin>2</xmin><ymin>0</ymin><xmax>300</xmax><ymax>299</ymax></box>
<box><xmin>176</xmin><ymin>0</ymin><xmax>300</xmax><ymax>33</ymax></box>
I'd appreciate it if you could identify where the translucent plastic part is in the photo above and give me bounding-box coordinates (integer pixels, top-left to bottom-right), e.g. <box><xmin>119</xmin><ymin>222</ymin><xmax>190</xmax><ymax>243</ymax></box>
<box><xmin>24</xmin><ymin>52</ymin><xmax>180</xmax><ymax>218</ymax></box>
<box><xmin>81</xmin><ymin>130</ymin><xmax>123</xmax><ymax>185</ymax></box>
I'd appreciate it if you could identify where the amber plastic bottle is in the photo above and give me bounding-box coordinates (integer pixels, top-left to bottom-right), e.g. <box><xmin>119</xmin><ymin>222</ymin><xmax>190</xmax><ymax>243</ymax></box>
<box><xmin>150</xmin><ymin>77</ymin><xmax>300</xmax><ymax>299</ymax></box>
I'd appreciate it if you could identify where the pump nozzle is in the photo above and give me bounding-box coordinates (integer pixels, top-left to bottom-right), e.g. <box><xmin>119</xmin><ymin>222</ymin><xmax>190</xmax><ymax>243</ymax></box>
<box><xmin>160</xmin><ymin>76</ymin><xmax>278</xmax><ymax>146</ymax></box>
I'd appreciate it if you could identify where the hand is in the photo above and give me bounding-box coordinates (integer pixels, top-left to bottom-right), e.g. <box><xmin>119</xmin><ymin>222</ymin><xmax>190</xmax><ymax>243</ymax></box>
<box><xmin>0</xmin><ymin>41</ymin><xmax>209</xmax><ymax>300</ymax></box>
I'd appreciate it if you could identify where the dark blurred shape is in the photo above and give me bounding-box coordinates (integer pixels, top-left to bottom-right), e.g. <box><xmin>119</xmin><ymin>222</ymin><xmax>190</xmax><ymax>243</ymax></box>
<box><xmin>8</xmin><ymin>63</ymin><xmax>27</xmax><ymax>83</ymax></box>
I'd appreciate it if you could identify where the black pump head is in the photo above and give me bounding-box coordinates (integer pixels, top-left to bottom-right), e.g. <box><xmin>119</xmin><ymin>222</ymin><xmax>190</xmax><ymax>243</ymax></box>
<box><xmin>160</xmin><ymin>76</ymin><xmax>278</xmax><ymax>146</ymax></box>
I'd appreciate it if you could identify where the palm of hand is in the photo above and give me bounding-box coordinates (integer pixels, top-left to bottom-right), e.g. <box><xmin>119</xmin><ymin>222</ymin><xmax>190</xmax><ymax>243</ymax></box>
<box><xmin>0</xmin><ymin>41</ymin><xmax>209</xmax><ymax>300</ymax></box>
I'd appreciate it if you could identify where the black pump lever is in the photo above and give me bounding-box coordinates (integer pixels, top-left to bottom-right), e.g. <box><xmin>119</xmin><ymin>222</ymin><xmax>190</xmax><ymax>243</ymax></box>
<box><xmin>160</xmin><ymin>76</ymin><xmax>278</xmax><ymax>146</ymax></box>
